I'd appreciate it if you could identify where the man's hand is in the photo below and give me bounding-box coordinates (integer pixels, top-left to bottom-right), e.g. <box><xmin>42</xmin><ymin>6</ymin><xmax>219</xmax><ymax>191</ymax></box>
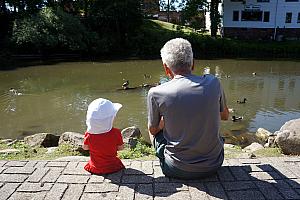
<box><xmin>148</xmin><ymin>117</ymin><xmax>164</xmax><ymax>136</ymax></box>
<box><xmin>220</xmin><ymin>106</ymin><xmax>229</xmax><ymax>120</ymax></box>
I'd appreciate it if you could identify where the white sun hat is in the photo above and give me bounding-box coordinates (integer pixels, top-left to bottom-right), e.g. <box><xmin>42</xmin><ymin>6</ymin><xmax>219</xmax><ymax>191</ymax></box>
<box><xmin>86</xmin><ymin>98</ymin><xmax>122</xmax><ymax>134</ymax></box>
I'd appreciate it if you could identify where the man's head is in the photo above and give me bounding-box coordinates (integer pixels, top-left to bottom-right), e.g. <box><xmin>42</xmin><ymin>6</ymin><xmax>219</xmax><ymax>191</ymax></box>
<box><xmin>160</xmin><ymin>38</ymin><xmax>194</xmax><ymax>76</ymax></box>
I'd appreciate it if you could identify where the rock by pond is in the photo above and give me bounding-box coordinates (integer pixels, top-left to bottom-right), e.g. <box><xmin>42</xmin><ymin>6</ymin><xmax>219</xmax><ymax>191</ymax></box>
<box><xmin>24</xmin><ymin>133</ymin><xmax>60</xmax><ymax>147</ymax></box>
<box><xmin>275</xmin><ymin>118</ymin><xmax>300</xmax><ymax>155</ymax></box>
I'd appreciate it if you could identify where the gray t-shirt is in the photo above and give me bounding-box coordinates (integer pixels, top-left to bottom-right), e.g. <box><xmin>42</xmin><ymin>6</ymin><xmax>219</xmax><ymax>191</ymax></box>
<box><xmin>147</xmin><ymin>74</ymin><xmax>226</xmax><ymax>172</ymax></box>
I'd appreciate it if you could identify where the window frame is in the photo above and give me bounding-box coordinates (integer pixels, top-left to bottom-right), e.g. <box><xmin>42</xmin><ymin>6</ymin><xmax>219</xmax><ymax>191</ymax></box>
<box><xmin>233</xmin><ymin>10</ymin><xmax>239</xmax><ymax>21</ymax></box>
<box><xmin>285</xmin><ymin>12</ymin><xmax>292</xmax><ymax>23</ymax></box>
<box><xmin>263</xmin><ymin>11</ymin><xmax>270</xmax><ymax>22</ymax></box>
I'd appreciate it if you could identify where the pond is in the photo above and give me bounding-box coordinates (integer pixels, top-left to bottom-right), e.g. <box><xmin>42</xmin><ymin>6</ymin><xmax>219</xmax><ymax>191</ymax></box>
<box><xmin>0</xmin><ymin>59</ymin><xmax>300</xmax><ymax>145</ymax></box>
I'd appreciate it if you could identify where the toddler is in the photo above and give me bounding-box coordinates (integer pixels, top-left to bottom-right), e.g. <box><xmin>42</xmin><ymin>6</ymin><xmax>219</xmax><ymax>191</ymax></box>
<box><xmin>82</xmin><ymin>98</ymin><xmax>125</xmax><ymax>174</ymax></box>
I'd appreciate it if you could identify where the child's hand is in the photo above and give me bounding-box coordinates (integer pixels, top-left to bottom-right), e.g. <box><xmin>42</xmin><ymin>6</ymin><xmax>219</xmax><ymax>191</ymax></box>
<box><xmin>117</xmin><ymin>144</ymin><xmax>124</xmax><ymax>151</ymax></box>
<box><xmin>82</xmin><ymin>144</ymin><xmax>90</xmax><ymax>150</ymax></box>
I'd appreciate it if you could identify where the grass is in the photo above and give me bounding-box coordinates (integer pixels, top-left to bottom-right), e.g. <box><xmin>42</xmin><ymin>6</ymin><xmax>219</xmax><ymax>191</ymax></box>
<box><xmin>0</xmin><ymin>139</ymin><xmax>284</xmax><ymax>160</ymax></box>
<box><xmin>151</xmin><ymin>20</ymin><xmax>194</xmax><ymax>33</ymax></box>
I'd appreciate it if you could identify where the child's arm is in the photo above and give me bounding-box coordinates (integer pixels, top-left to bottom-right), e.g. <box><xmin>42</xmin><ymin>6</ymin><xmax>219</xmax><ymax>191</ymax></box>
<box><xmin>82</xmin><ymin>144</ymin><xmax>89</xmax><ymax>150</ymax></box>
<box><xmin>117</xmin><ymin>144</ymin><xmax>124</xmax><ymax>151</ymax></box>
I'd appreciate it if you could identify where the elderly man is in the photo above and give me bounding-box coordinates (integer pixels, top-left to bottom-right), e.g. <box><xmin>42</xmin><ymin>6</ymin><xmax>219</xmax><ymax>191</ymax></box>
<box><xmin>147</xmin><ymin>38</ymin><xmax>229</xmax><ymax>179</ymax></box>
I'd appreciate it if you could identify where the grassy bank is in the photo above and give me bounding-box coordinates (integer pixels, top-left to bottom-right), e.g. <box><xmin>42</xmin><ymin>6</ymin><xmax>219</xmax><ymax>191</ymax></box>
<box><xmin>0</xmin><ymin>139</ymin><xmax>283</xmax><ymax>161</ymax></box>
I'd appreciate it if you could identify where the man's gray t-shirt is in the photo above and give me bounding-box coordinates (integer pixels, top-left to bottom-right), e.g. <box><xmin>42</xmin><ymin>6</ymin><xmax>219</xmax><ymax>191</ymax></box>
<box><xmin>147</xmin><ymin>74</ymin><xmax>226</xmax><ymax>172</ymax></box>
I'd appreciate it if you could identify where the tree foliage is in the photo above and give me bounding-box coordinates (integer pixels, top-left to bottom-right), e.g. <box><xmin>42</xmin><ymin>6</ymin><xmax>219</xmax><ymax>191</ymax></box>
<box><xmin>11</xmin><ymin>7</ymin><xmax>97</xmax><ymax>53</ymax></box>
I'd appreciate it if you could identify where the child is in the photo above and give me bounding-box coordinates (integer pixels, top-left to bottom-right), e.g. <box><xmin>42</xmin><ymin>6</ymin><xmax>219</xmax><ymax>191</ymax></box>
<box><xmin>82</xmin><ymin>98</ymin><xmax>125</xmax><ymax>174</ymax></box>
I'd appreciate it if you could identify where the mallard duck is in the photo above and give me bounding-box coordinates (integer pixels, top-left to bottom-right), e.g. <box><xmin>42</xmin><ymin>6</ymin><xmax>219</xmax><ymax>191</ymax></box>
<box><xmin>232</xmin><ymin>115</ymin><xmax>243</xmax><ymax>122</ymax></box>
<box><xmin>122</xmin><ymin>80</ymin><xmax>129</xmax><ymax>89</ymax></box>
<box><xmin>237</xmin><ymin>98</ymin><xmax>247</xmax><ymax>104</ymax></box>
<box><xmin>144</xmin><ymin>74</ymin><xmax>151</xmax><ymax>79</ymax></box>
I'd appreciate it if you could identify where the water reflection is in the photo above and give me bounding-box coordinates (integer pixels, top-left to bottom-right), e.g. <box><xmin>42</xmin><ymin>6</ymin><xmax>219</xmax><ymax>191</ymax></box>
<box><xmin>0</xmin><ymin>59</ymin><xmax>299</xmax><ymax>145</ymax></box>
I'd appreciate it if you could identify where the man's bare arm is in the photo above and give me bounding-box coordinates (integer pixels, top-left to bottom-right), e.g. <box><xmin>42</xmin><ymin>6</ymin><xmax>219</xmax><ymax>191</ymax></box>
<box><xmin>220</xmin><ymin>106</ymin><xmax>229</xmax><ymax>120</ymax></box>
<box><xmin>148</xmin><ymin>117</ymin><xmax>164</xmax><ymax>136</ymax></box>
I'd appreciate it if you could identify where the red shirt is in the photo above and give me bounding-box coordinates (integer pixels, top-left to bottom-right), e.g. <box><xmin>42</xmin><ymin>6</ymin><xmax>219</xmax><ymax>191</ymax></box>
<box><xmin>83</xmin><ymin>128</ymin><xmax>125</xmax><ymax>174</ymax></box>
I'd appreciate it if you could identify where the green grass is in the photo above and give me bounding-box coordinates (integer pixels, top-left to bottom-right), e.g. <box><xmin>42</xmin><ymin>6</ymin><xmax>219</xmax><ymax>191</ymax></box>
<box><xmin>253</xmin><ymin>148</ymin><xmax>283</xmax><ymax>157</ymax></box>
<box><xmin>118</xmin><ymin>139</ymin><xmax>156</xmax><ymax>159</ymax></box>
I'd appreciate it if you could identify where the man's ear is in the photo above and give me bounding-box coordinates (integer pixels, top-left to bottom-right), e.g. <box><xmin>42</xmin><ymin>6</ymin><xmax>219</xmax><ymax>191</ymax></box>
<box><xmin>163</xmin><ymin>63</ymin><xmax>174</xmax><ymax>78</ymax></box>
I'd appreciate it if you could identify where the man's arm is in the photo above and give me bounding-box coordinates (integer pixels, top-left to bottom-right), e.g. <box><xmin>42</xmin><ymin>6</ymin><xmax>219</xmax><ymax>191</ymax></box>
<box><xmin>220</xmin><ymin>106</ymin><xmax>229</xmax><ymax>120</ymax></box>
<box><xmin>148</xmin><ymin>117</ymin><xmax>164</xmax><ymax>136</ymax></box>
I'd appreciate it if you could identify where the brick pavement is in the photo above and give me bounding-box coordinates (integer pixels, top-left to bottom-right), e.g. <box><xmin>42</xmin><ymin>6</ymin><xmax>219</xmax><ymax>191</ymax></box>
<box><xmin>0</xmin><ymin>157</ymin><xmax>299</xmax><ymax>200</ymax></box>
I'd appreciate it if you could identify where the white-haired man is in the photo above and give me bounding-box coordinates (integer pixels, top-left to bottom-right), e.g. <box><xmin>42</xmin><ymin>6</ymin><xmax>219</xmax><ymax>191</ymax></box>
<box><xmin>147</xmin><ymin>38</ymin><xmax>229</xmax><ymax>179</ymax></box>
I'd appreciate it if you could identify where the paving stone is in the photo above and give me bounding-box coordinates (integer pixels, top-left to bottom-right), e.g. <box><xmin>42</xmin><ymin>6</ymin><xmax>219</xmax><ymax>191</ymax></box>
<box><xmin>63</xmin><ymin>168</ymin><xmax>90</xmax><ymax>175</ymax></box>
<box><xmin>142</xmin><ymin>161</ymin><xmax>154</xmax><ymax>175</ymax></box>
<box><xmin>285</xmin><ymin>178</ymin><xmax>300</xmax><ymax>188</ymax></box>
<box><xmin>77</xmin><ymin>162</ymin><xmax>86</xmax><ymax>169</ymax></box>
<box><xmin>254</xmin><ymin>181</ymin><xmax>284</xmax><ymax>200</ymax></box>
<box><xmin>0</xmin><ymin>174</ymin><xmax>28</xmax><ymax>183</ymax></box>
<box><xmin>153</xmin><ymin>160</ymin><xmax>160</xmax><ymax>166</ymax></box>
<box><xmin>153</xmin><ymin>166</ymin><xmax>169</xmax><ymax>182</ymax></box>
<box><xmin>154</xmin><ymin>182</ymin><xmax>188</xmax><ymax>193</ymax></box>
<box><xmin>57</xmin><ymin>175</ymin><xmax>89</xmax><ymax>184</ymax></box>
<box><xmin>0</xmin><ymin>183</ymin><xmax>3</xmax><ymax>188</ymax></box>
<box><xmin>229</xmin><ymin>166</ymin><xmax>251</xmax><ymax>181</ymax></box>
<box><xmin>46</xmin><ymin>161</ymin><xmax>68</xmax><ymax>167</ymax></box>
<box><xmin>27</xmin><ymin>168</ymin><xmax>50</xmax><ymax>182</ymax></box>
<box><xmin>85</xmin><ymin>183</ymin><xmax>119</xmax><ymax>192</ymax></box>
<box><xmin>217</xmin><ymin>167</ymin><xmax>235</xmax><ymax>181</ymax></box>
<box><xmin>239</xmin><ymin>159</ymin><xmax>261</xmax><ymax>164</ymax></box>
<box><xmin>277</xmin><ymin>188</ymin><xmax>300</xmax><ymax>199</ymax></box>
<box><xmin>189</xmin><ymin>182</ymin><xmax>209</xmax><ymax>200</ymax></box>
<box><xmin>0</xmin><ymin>183</ymin><xmax>20</xmax><ymax>200</ymax></box>
<box><xmin>8</xmin><ymin>191</ymin><xmax>47</xmax><ymax>200</ymax></box>
<box><xmin>205</xmin><ymin>182</ymin><xmax>228</xmax><ymax>200</ymax></box>
<box><xmin>34</xmin><ymin>161</ymin><xmax>47</xmax><ymax>168</ymax></box>
<box><xmin>222</xmin><ymin>181</ymin><xmax>257</xmax><ymax>191</ymax></box>
<box><xmin>250</xmin><ymin>171</ymin><xmax>282</xmax><ymax>180</ymax></box>
<box><xmin>227</xmin><ymin>190</ymin><xmax>265</xmax><ymax>200</ymax></box>
<box><xmin>122</xmin><ymin>174</ymin><xmax>153</xmax><ymax>184</ymax></box>
<box><xmin>62</xmin><ymin>184</ymin><xmax>84</xmax><ymax>200</ymax></box>
<box><xmin>227</xmin><ymin>159</ymin><xmax>241</xmax><ymax>166</ymax></box>
<box><xmin>115</xmin><ymin>184</ymin><xmax>135</xmax><ymax>200</ymax></box>
<box><xmin>5</xmin><ymin>161</ymin><xmax>27</xmax><ymax>167</ymax></box>
<box><xmin>44</xmin><ymin>183</ymin><xmax>68</xmax><ymax>200</ymax></box>
<box><xmin>17</xmin><ymin>182</ymin><xmax>53</xmax><ymax>192</ymax></box>
<box><xmin>135</xmin><ymin>184</ymin><xmax>153</xmax><ymax>200</ymax></box>
<box><xmin>275</xmin><ymin>167</ymin><xmax>298</xmax><ymax>179</ymax></box>
<box><xmin>154</xmin><ymin>191</ymin><xmax>190</xmax><ymax>200</ymax></box>
<box><xmin>80</xmin><ymin>192</ymin><xmax>117</xmax><ymax>200</ymax></box>
<box><xmin>201</xmin><ymin>173</ymin><xmax>219</xmax><ymax>182</ymax></box>
<box><xmin>42</xmin><ymin>168</ymin><xmax>64</xmax><ymax>183</ymax></box>
<box><xmin>0</xmin><ymin>167</ymin><xmax>6</xmax><ymax>174</ymax></box>
<box><xmin>88</xmin><ymin>174</ymin><xmax>105</xmax><ymax>183</ymax></box>
<box><xmin>24</xmin><ymin>161</ymin><xmax>37</xmax><ymax>168</ymax></box>
<box><xmin>121</xmin><ymin>160</ymin><xmax>131</xmax><ymax>167</ymax></box>
<box><xmin>282</xmin><ymin>157</ymin><xmax>300</xmax><ymax>163</ymax></box>
<box><xmin>105</xmin><ymin>170</ymin><xmax>123</xmax><ymax>183</ymax></box>
<box><xmin>3</xmin><ymin>167</ymin><xmax>35</xmax><ymax>174</ymax></box>
<box><xmin>66</xmin><ymin>162</ymin><xmax>78</xmax><ymax>169</ymax></box>
<box><xmin>0</xmin><ymin>161</ymin><xmax>7</xmax><ymax>167</ymax></box>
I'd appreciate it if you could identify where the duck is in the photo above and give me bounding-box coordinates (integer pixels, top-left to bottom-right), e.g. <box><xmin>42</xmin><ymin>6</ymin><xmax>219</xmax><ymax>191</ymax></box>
<box><xmin>122</xmin><ymin>80</ymin><xmax>129</xmax><ymax>89</ymax></box>
<box><xmin>144</xmin><ymin>74</ymin><xmax>151</xmax><ymax>79</ymax></box>
<box><xmin>231</xmin><ymin>115</ymin><xmax>243</xmax><ymax>122</ymax></box>
<box><xmin>228</xmin><ymin>108</ymin><xmax>235</xmax><ymax>113</ymax></box>
<box><xmin>237</xmin><ymin>98</ymin><xmax>247</xmax><ymax>104</ymax></box>
<box><xmin>252</xmin><ymin>72</ymin><xmax>257</xmax><ymax>76</ymax></box>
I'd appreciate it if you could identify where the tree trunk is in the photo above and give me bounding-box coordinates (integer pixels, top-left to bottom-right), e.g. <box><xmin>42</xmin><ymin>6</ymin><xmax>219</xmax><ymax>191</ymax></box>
<box><xmin>210</xmin><ymin>0</ymin><xmax>219</xmax><ymax>38</ymax></box>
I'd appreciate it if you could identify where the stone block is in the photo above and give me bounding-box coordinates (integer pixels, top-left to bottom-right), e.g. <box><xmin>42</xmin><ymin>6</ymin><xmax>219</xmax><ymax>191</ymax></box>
<box><xmin>27</xmin><ymin>168</ymin><xmax>50</xmax><ymax>182</ymax></box>
<box><xmin>205</xmin><ymin>182</ymin><xmax>227</xmax><ymax>200</ymax></box>
<box><xmin>41</xmin><ymin>168</ymin><xmax>64</xmax><ymax>183</ymax></box>
<box><xmin>46</xmin><ymin>161</ymin><xmax>68</xmax><ymax>167</ymax></box>
<box><xmin>227</xmin><ymin>190</ymin><xmax>265</xmax><ymax>200</ymax></box>
<box><xmin>3</xmin><ymin>167</ymin><xmax>35</xmax><ymax>174</ymax></box>
<box><xmin>44</xmin><ymin>183</ymin><xmax>68</xmax><ymax>200</ymax></box>
<box><xmin>0</xmin><ymin>183</ymin><xmax>20</xmax><ymax>200</ymax></box>
<box><xmin>57</xmin><ymin>175</ymin><xmax>89</xmax><ymax>184</ymax></box>
<box><xmin>17</xmin><ymin>182</ymin><xmax>53</xmax><ymax>192</ymax></box>
<box><xmin>85</xmin><ymin>183</ymin><xmax>119</xmax><ymax>193</ymax></box>
<box><xmin>8</xmin><ymin>191</ymin><xmax>47</xmax><ymax>200</ymax></box>
<box><xmin>5</xmin><ymin>161</ymin><xmax>26</xmax><ymax>167</ymax></box>
<box><xmin>154</xmin><ymin>182</ymin><xmax>188</xmax><ymax>193</ymax></box>
<box><xmin>0</xmin><ymin>174</ymin><xmax>28</xmax><ymax>183</ymax></box>
<box><xmin>122</xmin><ymin>175</ymin><xmax>153</xmax><ymax>184</ymax></box>
<box><xmin>222</xmin><ymin>181</ymin><xmax>256</xmax><ymax>191</ymax></box>
<box><xmin>116</xmin><ymin>184</ymin><xmax>135</xmax><ymax>200</ymax></box>
<box><xmin>62</xmin><ymin>184</ymin><xmax>84</xmax><ymax>200</ymax></box>
<box><xmin>80</xmin><ymin>192</ymin><xmax>117</xmax><ymax>200</ymax></box>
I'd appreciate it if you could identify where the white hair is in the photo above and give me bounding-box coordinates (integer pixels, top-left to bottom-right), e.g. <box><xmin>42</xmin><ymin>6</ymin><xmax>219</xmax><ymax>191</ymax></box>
<box><xmin>160</xmin><ymin>38</ymin><xmax>193</xmax><ymax>73</ymax></box>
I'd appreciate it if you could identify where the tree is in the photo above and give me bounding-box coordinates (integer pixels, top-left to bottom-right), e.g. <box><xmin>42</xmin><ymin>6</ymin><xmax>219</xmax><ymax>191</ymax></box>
<box><xmin>181</xmin><ymin>0</ymin><xmax>207</xmax><ymax>30</ymax></box>
<box><xmin>209</xmin><ymin>0</ymin><xmax>220</xmax><ymax>38</ymax></box>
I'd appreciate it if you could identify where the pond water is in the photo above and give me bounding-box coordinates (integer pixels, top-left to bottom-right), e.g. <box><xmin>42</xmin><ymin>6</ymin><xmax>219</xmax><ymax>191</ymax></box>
<box><xmin>0</xmin><ymin>59</ymin><xmax>300</xmax><ymax>145</ymax></box>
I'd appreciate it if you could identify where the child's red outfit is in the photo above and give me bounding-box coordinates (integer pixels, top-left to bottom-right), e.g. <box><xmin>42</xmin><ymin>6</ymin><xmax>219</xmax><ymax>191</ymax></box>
<box><xmin>83</xmin><ymin>128</ymin><xmax>125</xmax><ymax>174</ymax></box>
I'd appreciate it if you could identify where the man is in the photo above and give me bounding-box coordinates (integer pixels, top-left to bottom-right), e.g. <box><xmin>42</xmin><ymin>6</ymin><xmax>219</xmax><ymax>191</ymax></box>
<box><xmin>147</xmin><ymin>38</ymin><xmax>229</xmax><ymax>179</ymax></box>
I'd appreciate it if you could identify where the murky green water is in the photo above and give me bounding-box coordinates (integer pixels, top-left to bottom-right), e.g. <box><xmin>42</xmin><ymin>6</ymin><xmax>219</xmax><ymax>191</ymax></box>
<box><xmin>0</xmin><ymin>59</ymin><xmax>300</xmax><ymax>145</ymax></box>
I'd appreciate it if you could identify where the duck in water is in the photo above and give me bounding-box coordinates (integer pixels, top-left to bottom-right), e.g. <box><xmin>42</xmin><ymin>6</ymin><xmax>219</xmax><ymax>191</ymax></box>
<box><xmin>237</xmin><ymin>98</ymin><xmax>247</xmax><ymax>104</ymax></box>
<box><xmin>122</xmin><ymin>80</ymin><xmax>129</xmax><ymax>90</ymax></box>
<box><xmin>231</xmin><ymin>115</ymin><xmax>243</xmax><ymax>122</ymax></box>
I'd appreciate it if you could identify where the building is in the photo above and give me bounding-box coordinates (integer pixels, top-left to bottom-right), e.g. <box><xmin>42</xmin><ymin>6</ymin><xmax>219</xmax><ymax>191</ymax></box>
<box><xmin>142</xmin><ymin>0</ymin><xmax>159</xmax><ymax>18</ymax></box>
<box><xmin>158</xmin><ymin>11</ymin><xmax>182</xmax><ymax>24</ymax></box>
<box><xmin>222</xmin><ymin>0</ymin><xmax>300</xmax><ymax>40</ymax></box>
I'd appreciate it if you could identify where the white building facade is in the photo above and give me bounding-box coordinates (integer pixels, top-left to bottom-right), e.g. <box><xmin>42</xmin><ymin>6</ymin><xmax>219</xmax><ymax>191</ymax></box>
<box><xmin>223</xmin><ymin>0</ymin><xmax>300</xmax><ymax>40</ymax></box>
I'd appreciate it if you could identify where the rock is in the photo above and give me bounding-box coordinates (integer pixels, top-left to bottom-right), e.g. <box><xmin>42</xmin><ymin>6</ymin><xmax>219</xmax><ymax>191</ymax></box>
<box><xmin>275</xmin><ymin>118</ymin><xmax>300</xmax><ymax>155</ymax></box>
<box><xmin>59</xmin><ymin>132</ymin><xmax>84</xmax><ymax>151</ymax></box>
<box><xmin>243</xmin><ymin>142</ymin><xmax>264</xmax><ymax>152</ymax></box>
<box><xmin>121</xmin><ymin>126</ymin><xmax>141</xmax><ymax>148</ymax></box>
<box><xmin>0</xmin><ymin>139</ymin><xmax>13</xmax><ymax>144</ymax></box>
<box><xmin>256</xmin><ymin>128</ymin><xmax>273</xmax><ymax>142</ymax></box>
<box><xmin>264</xmin><ymin>136</ymin><xmax>276</xmax><ymax>148</ymax></box>
<box><xmin>7</xmin><ymin>139</ymin><xmax>18</xmax><ymax>146</ymax></box>
<box><xmin>0</xmin><ymin>149</ymin><xmax>20</xmax><ymax>154</ymax></box>
<box><xmin>224</xmin><ymin>144</ymin><xmax>236</xmax><ymax>148</ymax></box>
<box><xmin>24</xmin><ymin>133</ymin><xmax>60</xmax><ymax>147</ymax></box>
<box><xmin>46</xmin><ymin>147</ymin><xmax>58</xmax><ymax>154</ymax></box>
